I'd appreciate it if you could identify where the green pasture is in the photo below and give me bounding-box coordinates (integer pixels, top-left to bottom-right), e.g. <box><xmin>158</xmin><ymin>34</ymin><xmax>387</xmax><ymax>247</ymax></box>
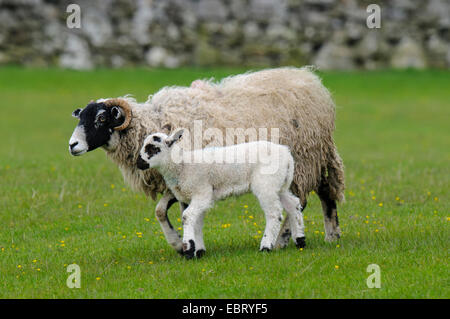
<box><xmin>0</xmin><ymin>67</ymin><xmax>448</xmax><ymax>298</ymax></box>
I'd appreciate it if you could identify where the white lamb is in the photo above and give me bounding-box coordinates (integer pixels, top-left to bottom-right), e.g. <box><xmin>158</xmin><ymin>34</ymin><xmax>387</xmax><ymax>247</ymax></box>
<box><xmin>137</xmin><ymin>129</ymin><xmax>306</xmax><ymax>259</ymax></box>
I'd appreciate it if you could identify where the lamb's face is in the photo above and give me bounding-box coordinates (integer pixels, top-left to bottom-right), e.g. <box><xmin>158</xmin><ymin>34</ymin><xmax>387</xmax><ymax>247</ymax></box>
<box><xmin>69</xmin><ymin>101</ymin><xmax>126</xmax><ymax>156</ymax></box>
<box><xmin>137</xmin><ymin>133</ymin><xmax>169</xmax><ymax>170</ymax></box>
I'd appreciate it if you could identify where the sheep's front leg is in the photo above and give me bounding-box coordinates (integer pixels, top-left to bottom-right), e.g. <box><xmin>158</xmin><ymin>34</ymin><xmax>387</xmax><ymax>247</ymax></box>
<box><xmin>155</xmin><ymin>191</ymin><xmax>183</xmax><ymax>253</ymax></box>
<box><xmin>181</xmin><ymin>190</ymin><xmax>212</xmax><ymax>259</ymax></box>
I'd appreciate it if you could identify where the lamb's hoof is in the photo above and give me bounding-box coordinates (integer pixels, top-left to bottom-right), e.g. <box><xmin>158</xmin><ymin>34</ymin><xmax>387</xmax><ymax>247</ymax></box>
<box><xmin>259</xmin><ymin>247</ymin><xmax>272</xmax><ymax>252</ymax></box>
<box><xmin>176</xmin><ymin>249</ymin><xmax>184</xmax><ymax>256</ymax></box>
<box><xmin>295</xmin><ymin>237</ymin><xmax>306</xmax><ymax>249</ymax></box>
<box><xmin>182</xmin><ymin>240</ymin><xmax>196</xmax><ymax>260</ymax></box>
<box><xmin>196</xmin><ymin>249</ymin><xmax>206</xmax><ymax>258</ymax></box>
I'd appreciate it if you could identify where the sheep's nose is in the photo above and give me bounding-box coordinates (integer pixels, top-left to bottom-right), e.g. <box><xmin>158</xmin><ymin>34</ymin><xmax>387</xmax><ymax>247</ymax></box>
<box><xmin>69</xmin><ymin>141</ymin><xmax>79</xmax><ymax>151</ymax></box>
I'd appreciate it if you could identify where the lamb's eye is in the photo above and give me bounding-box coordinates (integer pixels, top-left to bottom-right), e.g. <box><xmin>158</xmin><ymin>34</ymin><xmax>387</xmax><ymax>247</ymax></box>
<box><xmin>153</xmin><ymin>136</ymin><xmax>161</xmax><ymax>142</ymax></box>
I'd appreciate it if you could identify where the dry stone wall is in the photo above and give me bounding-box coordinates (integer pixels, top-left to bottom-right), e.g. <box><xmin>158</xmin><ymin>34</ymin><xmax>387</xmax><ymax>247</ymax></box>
<box><xmin>0</xmin><ymin>0</ymin><xmax>448</xmax><ymax>69</ymax></box>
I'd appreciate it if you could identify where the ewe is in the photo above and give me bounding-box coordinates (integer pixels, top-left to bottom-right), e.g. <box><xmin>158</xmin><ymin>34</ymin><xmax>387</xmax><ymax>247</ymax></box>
<box><xmin>137</xmin><ymin>130</ymin><xmax>306</xmax><ymax>258</ymax></box>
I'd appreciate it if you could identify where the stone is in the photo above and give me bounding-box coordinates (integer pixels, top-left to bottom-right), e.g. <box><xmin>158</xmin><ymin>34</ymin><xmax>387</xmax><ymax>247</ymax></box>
<box><xmin>132</xmin><ymin>0</ymin><xmax>154</xmax><ymax>45</ymax></box>
<box><xmin>59</xmin><ymin>34</ymin><xmax>94</xmax><ymax>70</ymax></box>
<box><xmin>314</xmin><ymin>42</ymin><xmax>356</xmax><ymax>70</ymax></box>
<box><xmin>229</xmin><ymin>0</ymin><xmax>248</xmax><ymax>21</ymax></box>
<box><xmin>145</xmin><ymin>46</ymin><xmax>181</xmax><ymax>68</ymax></box>
<box><xmin>82</xmin><ymin>8</ymin><xmax>113</xmax><ymax>47</ymax></box>
<box><xmin>266</xmin><ymin>24</ymin><xmax>296</xmax><ymax>42</ymax></box>
<box><xmin>197</xmin><ymin>0</ymin><xmax>227</xmax><ymax>22</ymax></box>
<box><xmin>145</xmin><ymin>47</ymin><xmax>168</xmax><ymax>67</ymax></box>
<box><xmin>426</xmin><ymin>35</ymin><xmax>449</xmax><ymax>68</ymax></box>
<box><xmin>243</xmin><ymin>22</ymin><xmax>260</xmax><ymax>40</ymax></box>
<box><xmin>194</xmin><ymin>40</ymin><xmax>220</xmax><ymax>66</ymax></box>
<box><xmin>425</xmin><ymin>0</ymin><xmax>450</xmax><ymax>27</ymax></box>
<box><xmin>249</xmin><ymin>0</ymin><xmax>287</xmax><ymax>23</ymax></box>
<box><xmin>390</xmin><ymin>37</ymin><xmax>427</xmax><ymax>69</ymax></box>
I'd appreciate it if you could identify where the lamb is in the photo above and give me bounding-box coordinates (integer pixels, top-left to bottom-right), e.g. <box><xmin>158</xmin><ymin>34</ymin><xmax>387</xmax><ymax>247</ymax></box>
<box><xmin>137</xmin><ymin>129</ymin><xmax>306</xmax><ymax>258</ymax></box>
<box><xmin>68</xmin><ymin>67</ymin><xmax>345</xmax><ymax>255</ymax></box>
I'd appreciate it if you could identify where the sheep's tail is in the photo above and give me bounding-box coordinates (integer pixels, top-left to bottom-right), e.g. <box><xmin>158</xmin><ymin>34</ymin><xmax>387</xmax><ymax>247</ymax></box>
<box><xmin>326</xmin><ymin>144</ymin><xmax>345</xmax><ymax>202</ymax></box>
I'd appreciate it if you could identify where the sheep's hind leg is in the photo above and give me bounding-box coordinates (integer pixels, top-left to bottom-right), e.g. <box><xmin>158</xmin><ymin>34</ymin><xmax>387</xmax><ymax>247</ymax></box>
<box><xmin>317</xmin><ymin>179</ymin><xmax>341</xmax><ymax>241</ymax></box>
<box><xmin>280</xmin><ymin>192</ymin><xmax>306</xmax><ymax>249</ymax></box>
<box><xmin>274</xmin><ymin>216</ymin><xmax>291</xmax><ymax>249</ymax></box>
<box><xmin>155</xmin><ymin>191</ymin><xmax>183</xmax><ymax>253</ymax></box>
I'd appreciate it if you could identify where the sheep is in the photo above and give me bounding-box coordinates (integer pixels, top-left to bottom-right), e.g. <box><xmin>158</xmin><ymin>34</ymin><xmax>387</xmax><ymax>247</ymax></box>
<box><xmin>136</xmin><ymin>129</ymin><xmax>306</xmax><ymax>258</ymax></box>
<box><xmin>68</xmin><ymin>66</ymin><xmax>345</xmax><ymax>255</ymax></box>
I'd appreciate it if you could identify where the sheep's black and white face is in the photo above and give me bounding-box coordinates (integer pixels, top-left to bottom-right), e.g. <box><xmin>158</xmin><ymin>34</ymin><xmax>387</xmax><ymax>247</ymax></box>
<box><xmin>69</xmin><ymin>102</ymin><xmax>125</xmax><ymax>156</ymax></box>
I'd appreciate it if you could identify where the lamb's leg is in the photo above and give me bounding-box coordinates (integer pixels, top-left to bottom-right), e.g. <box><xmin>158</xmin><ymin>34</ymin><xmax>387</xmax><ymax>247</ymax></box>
<box><xmin>280</xmin><ymin>192</ymin><xmax>306</xmax><ymax>248</ymax></box>
<box><xmin>181</xmin><ymin>190</ymin><xmax>212</xmax><ymax>259</ymax></box>
<box><xmin>155</xmin><ymin>191</ymin><xmax>183</xmax><ymax>253</ymax></box>
<box><xmin>254</xmin><ymin>192</ymin><xmax>283</xmax><ymax>252</ymax></box>
<box><xmin>193</xmin><ymin>210</ymin><xmax>206</xmax><ymax>257</ymax></box>
<box><xmin>317</xmin><ymin>179</ymin><xmax>341</xmax><ymax>241</ymax></box>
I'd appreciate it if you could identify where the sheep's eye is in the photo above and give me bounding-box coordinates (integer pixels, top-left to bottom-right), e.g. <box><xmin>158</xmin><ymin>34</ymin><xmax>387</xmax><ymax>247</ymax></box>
<box><xmin>153</xmin><ymin>136</ymin><xmax>161</xmax><ymax>142</ymax></box>
<box><xmin>98</xmin><ymin>114</ymin><xmax>106</xmax><ymax>123</ymax></box>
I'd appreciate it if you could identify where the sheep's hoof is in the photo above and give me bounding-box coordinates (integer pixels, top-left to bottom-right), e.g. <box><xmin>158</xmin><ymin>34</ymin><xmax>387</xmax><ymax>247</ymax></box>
<box><xmin>324</xmin><ymin>233</ymin><xmax>340</xmax><ymax>242</ymax></box>
<box><xmin>295</xmin><ymin>237</ymin><xmax>306</xmax><ymax>249</ymax></box>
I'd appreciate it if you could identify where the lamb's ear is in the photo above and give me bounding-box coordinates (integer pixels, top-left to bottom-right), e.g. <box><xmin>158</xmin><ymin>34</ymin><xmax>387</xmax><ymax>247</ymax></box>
<box><xmin>166</xmin><ymin>129</ymin><xmax>184</xmax><ymax>147</ymax></box>
<box><xmin>72</xmin><ymin>108</ymin><xmax>82</xmax><ymax>118</ymax></box>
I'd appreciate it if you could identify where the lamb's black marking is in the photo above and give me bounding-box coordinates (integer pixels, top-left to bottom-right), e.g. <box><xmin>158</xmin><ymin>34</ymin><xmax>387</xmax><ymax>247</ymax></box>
<box><xmin>165</xmin><ymin>197</ymin><xmax>178</xmax><ymax>230</ymax></box>
<box><xmin>183</xmin><ymin>240</ymin><xmax>196</xmax><ymax>259</ymax></box>
<box><xmin>196</xmin><ymin>249</ymin><xmax>205</xmax><ymax>258</ymax></box>
<box><xmin>145</xmin><ymin>144</ymin><xmax>161</xmax><ymax>158</ymax></box>
<box><xmin>295</xmin><ymin>237</ymin><xmax>306</xmax><ymax>249</ymax></box>
<box><xmin>136</xmin><ymin>155</ymin><xmax>150</xmax><ymax>170</ymax></box>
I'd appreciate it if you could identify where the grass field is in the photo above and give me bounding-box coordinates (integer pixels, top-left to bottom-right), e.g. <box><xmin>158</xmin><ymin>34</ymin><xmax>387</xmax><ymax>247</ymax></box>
<box><xmin>0</xmin><ymin>67</ymin><xmax>448</xmax><ymax>298</ymax></box>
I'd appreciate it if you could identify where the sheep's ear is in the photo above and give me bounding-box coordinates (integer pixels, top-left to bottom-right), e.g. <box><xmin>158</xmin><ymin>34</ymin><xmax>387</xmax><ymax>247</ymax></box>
<box><xmin>111</xmin><ymin>106</ymin><xmax>123</xmax><ymax>120</ymax></box>
<box><xmin>166</xmin><ymin>129</ymin><xmax>184</xmax><ymax>147</ymax></box>
<box><xmin>72</xmin><ymin>108</ymin><xmax>82</xmax><ymax>118</ymax></box>
<box><xmin>161</xmin><ymin>123</ymin><xmax>172</xmax><ymax>134</ymax></box>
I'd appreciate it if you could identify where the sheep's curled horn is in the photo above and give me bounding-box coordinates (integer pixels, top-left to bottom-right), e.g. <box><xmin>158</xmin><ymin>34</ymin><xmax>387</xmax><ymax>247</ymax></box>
<box><xmin>104</xmin><ymin>98</ymin><xmax>133</xmax><ymax>131</ymax></box>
